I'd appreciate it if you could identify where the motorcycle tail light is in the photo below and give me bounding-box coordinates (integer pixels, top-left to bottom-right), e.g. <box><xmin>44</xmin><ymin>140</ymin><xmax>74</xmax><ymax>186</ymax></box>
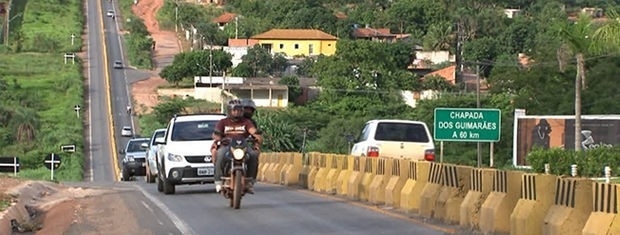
<box><xmin>232</xmin><ymin>148</ymin><xmax>245</xmax><ymax>160</ymax></box>
<box><xmin>367</xmin><ymin>147</ymin><xmax>379</xmax><ymax>157</ymax></box>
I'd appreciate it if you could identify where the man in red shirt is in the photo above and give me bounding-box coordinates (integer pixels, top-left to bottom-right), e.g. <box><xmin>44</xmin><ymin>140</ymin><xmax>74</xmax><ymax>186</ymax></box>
<box><xmin>212</xmin><ymin>99</ymin><xmax>262</xmax><ymax>193</ymax></box>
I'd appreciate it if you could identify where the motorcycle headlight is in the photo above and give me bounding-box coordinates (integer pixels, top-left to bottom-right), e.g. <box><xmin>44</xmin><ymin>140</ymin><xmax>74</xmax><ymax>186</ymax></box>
<box><xmin>232</xmin><ymin>148</ymin><xmax>245</xmax><ymax>160</ymax></box>
<box><xmin>167</xmin><ymin>153</ymin><xmax>183</xmax><ymax>162</ymax></box>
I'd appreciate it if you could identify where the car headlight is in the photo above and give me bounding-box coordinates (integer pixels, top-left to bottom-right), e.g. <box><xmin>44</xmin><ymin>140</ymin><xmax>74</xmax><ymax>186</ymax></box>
<box><xmin>126</xmin><ymin>155</ymin><xmax>135</xmax><ymax>162</ymax></box>
<box><xmin>232</xmin><ymin>148</ymin><xmax>245</xmax><ymax>160</ymax></box>
<box><xmin>167</xmin><ymin>153</ymin><xmax>183</xmax><ymax>162</ymax></box>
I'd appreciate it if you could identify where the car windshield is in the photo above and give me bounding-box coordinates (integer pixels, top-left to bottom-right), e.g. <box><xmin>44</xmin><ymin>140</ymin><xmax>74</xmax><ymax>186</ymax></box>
<box><xmin>171</xmin><ymin>120</ymin><xmax>219</xmax><ymax>141</ymax></box>
<box><xmin>126</xmin><ymin>139</ymin><xmax>149</xmax><ymax>152</ymax></box>
<box><xmin>123</xmin><ymin>127</ymin><xmax>131</xmax><ymax>131</ymax></box>
<box><xmin>151</xmin><ymin>131</ymin><xmax>165</xmax><ymax>145</ymax></box>
<box><xmin>374</xmin><ymin>122</ymin><xmax>429</xmax><ymax>142</ymax></box>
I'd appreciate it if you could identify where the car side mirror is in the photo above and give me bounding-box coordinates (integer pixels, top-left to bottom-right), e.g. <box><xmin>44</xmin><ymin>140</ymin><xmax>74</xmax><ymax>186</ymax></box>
<box><xmin>154</xmin><ymin>137</ymin><xmax>165</xmax><ymax>145</ymax></box>
<box><xmin>141</xmin><ymin>143</ymin><xmax>149</xmax><ymax>149</ymax></box>
<box><xmin>119</xmin><ymin>149</ymin><xmax>125</xmax><ymax>154</ymax></box>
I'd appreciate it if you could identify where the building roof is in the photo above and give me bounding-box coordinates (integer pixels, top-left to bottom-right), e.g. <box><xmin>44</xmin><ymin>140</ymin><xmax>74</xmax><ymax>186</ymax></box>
<box><xmin>352</xmin><ymin>27</ymin><xmax>395</xmax><ymax>38</ymax></box>
<box><xmin>213</xmin><ymin>12</ymin><xmax>237</xmax><ymax>24</ymax></box>
<box><xmin>251</xmin><ymin>29</ymin><xmax>338</xmax><ymax>40</ymax></box>
<box><xmin>423</xmin><ymin>65</ymin><xmax>456</xmax><ymax>85</ymax></box>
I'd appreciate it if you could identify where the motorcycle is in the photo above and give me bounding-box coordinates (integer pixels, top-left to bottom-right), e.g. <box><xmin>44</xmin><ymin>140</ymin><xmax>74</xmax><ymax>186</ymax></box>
<box><xmin>220</xmin><ymin>137</ymin><xmax>254</xmax><ymax>209</ymax></box>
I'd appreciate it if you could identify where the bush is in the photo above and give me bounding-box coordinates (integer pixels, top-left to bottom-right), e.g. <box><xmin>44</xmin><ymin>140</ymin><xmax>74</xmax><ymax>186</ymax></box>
<box><xmin>527</xmin><ymin>147</ymin><xmax>620</xmax><ymax>177</ymax></box>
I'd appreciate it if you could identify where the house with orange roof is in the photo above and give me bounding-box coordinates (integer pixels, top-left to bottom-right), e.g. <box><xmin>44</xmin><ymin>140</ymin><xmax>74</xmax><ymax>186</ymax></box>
<box><xmin>251</xmin><ymin>29</ymin><xmax>338</xmax><ymax>57</ymax></box>
<box><xmin>423</xmin><ymin>65</ymin><xmax>456</xmax><ymax>85</ymax></box>
<box><xmin>352</xmin><ymin>25</ymin><xmax>397</xmax><ymax>42</ymax></box>
<box><xmin>213</xmin><ymin>12</ymin><xmax>237</xmax><ymax>30</ymax></box>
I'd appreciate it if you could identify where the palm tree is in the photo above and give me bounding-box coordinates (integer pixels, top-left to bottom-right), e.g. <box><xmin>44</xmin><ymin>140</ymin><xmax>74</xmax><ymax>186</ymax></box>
<box><xmin>557</xmin><ymin>10</ymin><xmax>620</xmax><ymax>152</ymax></box>
<box><xmin>9</xmin><ymin>106</ymin><xmax>39</xmax><ymax>142</ymax></box>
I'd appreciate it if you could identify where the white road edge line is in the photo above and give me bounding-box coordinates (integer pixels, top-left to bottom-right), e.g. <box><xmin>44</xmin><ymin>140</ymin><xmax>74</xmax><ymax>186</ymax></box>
<box><xmin>136</xmin><ymin>185</ymin><xmax>197</xmax><ymax>235</ymax></box>
<box><xmin>141</xmin><ymin>200</ymin><xmax>155</xmax><ymax>213</ymax></box>
<box><xmin>86</xmin><ymin>0</ymin><xmax>94</xmax><ymax>182</ymax></box>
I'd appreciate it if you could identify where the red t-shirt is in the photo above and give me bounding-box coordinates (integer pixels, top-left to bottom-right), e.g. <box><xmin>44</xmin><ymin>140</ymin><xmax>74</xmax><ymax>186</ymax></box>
<box><xmin>215</xmin><ymin>117</ymin><xmax>256</xmax><ymax>140</ymax></box>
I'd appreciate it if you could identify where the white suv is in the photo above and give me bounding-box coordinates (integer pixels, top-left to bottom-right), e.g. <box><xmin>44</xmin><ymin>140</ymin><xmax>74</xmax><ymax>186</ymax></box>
<box><xmin>350</xmin><ymin>119</ymin><xmax>435</xmax><ymax>161</ymax></box>
<box><xmin>155</xmin><ymin>113</ymin><xmax>226</xmax><ymax>194</ymax></box>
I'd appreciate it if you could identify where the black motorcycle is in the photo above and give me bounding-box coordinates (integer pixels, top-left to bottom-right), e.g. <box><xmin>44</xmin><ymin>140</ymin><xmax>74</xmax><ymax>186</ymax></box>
<box><xmin>220</xmin><ymin>137</ymin><xmax>254</xmax><ymax>209</ymax></box>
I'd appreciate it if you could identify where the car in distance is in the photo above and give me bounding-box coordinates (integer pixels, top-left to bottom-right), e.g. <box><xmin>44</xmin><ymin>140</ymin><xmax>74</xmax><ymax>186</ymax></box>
<box><xmin>121</xmin><ymin>126</ymin><xmax>132</xmax><ymax>137</ymax></box>
<box><xmin>155</xmin><ymin>113</ymin><xmax>226</xmax><ymax>194</ymax></box>
<box><xmin>120</xmin><ymin>138</ymin><xmax>150</xmax><ymax>181</ymax></box>
<box><xmin>106</xmin><ymin>10</ymin><xmax>115</xmax><ymax>17</ymax></box>
<box><xmin>144</xmin><ymin>128</ymin><xmax>166</xmax><ymax>183</ymax></box>
<box><xmin>113</xmin><ymin>60</ymin><xmax>123</xmax><ymax>69</ymax></box>
<box><xmin>350</xmin><ymin>119</ymin><xmax>435</xmax><ymax>161</ymax></box>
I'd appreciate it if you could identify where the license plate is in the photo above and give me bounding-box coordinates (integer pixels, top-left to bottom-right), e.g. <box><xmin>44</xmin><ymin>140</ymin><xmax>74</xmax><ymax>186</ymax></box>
<box><xmin>197</xmin><ymin>167</ymin><xmax>214</xmax><ymax>176</ymax></box>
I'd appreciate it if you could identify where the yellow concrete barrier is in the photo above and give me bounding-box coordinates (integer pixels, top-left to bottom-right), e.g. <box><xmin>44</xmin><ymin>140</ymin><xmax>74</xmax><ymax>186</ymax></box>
<box><xmin>282</xmin><ymin>153</ymin><xmax>303</xmax><ymax>186</ymax></box>
<box><xmin>385</xmin><ymin>159</ymin><xmax>408</xmax><ymax>208</ymax></box>
<box><xmin>347</xmin><ymin>157</ymin><xmax>365</xmax><ymax>200</ymax></box>
<box><xmin>298</xmin><ymin>153</ymin><xmax>311</xmax><ymax>188</ymax></box>
<box><xmin>336</xmin><ymin>156</ymin><xmax>353</xmax><ymax>196</ymax></box>
<box><xmin>265</xmin><ymin>153</ymin><xmax>280</xmax><ymax>182</ymax></box>
<box><xmin>542</xmin><ymin>178</ymin><xmax>593</xmax><ymax>235</ymax></box>
<box><xmin>479</xmin><ymin>170</ymin><xmax>523</xmax><ymax>234</ymax></box>
<box><xmin>510</xmin><ymin>174</ymin><xmax>557</xmax><ymax>235</ymax></box>
<box><xmin>401</xmin><ymin>161</ymin><xmax>430</xmax><ymax>213</ymax></box>
<box><xmin>419</xmin><ymin>162</ymin><xmax>444</xmax><ymax>218</ymax></box>
<box><xmin>313</xmin><ymin>154</ymin><xmax>331</xmax><ymax>192</ymax></box>
<box><xmin>582</xmin><ymin>182</ymin><xmax>619</xmax><ymax>235</ymax></box>
<box><xmin>268</xmin><ymin>153</ymin><xmax>286</xmax><ymax>183</ymax></box>
<box><xmin>278</xmin><ymin>153</ymin><xmax>292</xmax><ymax>185</ymax></box>
<box><xmin>307</xmin><ymin>153</ymin><xmax>321</xmax><ymax>191</ymax></box>
<box><xmin>369</xmin><ymin>158</ymin><xmax>391</xmax><ymax>205</ymax></box>
<box><xmin>258</xmin><ymin>154</ymin><xmax>273</xmax><ymax>182</ymax></box>
<box><xmin>359</xmin><ymin>157</ymin><xmax>377</xmax><ymax>202</ymax></box>
<box><xmin>434</xmin><ymin>165</ymin><xmax>471</xmax><ymax>224</ymax></box>
<box><xmin>324</xmin><ymin>155</ymin><xmax>343</xmax><ymax>195</ymax></box>
<box><xmin>460</xmin><ymin>168</ymin><xmax>494</xmax><ymax>229</ymax></box>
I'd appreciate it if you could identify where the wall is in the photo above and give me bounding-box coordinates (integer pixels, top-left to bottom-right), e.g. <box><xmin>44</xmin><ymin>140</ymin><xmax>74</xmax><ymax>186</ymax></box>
<box><xmin>257</xmin><ymin>39</ymin><xmax>337</xmax><ymax>57</ymax></box>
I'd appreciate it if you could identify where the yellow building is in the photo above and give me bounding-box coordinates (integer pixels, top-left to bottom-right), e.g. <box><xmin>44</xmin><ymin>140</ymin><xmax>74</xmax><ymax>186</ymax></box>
<box><xmin>251</xmin><ymin>29</ymin><xmax>338</xmax><ymax>57</ymax></box>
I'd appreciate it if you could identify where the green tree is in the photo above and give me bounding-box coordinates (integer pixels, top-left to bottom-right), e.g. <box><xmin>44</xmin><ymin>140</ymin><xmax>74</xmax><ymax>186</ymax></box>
<box><xmin>241</xmin><ymin>45</ymin><xmax>273</xmax><ymax>77</ymax></box>
<box><xmin>279</xmin><ymin>75</ymin><xmax>302</xmax><ymax>102</ymax></box>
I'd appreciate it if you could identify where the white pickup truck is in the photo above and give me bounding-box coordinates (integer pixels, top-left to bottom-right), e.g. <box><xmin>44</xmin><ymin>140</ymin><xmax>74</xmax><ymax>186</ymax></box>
<box><xmin>155</xmin><ymin>113</ymin><xmax>226</xmax><ymax>194</ymax></box>
<box><xmin>350</xmin><ymin>119</ymin><xmax>435</xmax><ymax>161</ymax></box>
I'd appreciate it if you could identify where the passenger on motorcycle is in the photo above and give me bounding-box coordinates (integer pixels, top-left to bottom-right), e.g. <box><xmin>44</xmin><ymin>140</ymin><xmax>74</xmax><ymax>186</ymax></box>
<box><xmin>241</xmin><ymin>99</ymin><xmax>261</xmax><ymax>182</ymax></box>
<box><xmin>212</xmin><ymin>99</ymin><xmax>262</xmax><ymax>193</ymax></box>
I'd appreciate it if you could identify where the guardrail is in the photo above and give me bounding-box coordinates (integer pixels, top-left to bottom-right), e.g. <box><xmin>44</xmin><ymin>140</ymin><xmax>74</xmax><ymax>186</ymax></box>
<box><xmin>258</xmin><ymin>152</ymin><xmax>620</xmax><ymax>235</ymax></box>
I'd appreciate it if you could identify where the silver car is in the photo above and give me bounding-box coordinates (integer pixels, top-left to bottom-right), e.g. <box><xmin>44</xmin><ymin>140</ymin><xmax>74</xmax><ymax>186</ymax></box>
<box><xmin>121</xmin><ymin>126</ymin><xmax>132</xmax><ymax>137</ymax></box>
<box><xmin>144</xmin><ymin>128</ymin><xmax>166</xmax><ymax>183</ymax></box>
<box><xmin>120</xmin><ymin>138</ymin><xmax>150</xmax><ymax>181</ymax></box>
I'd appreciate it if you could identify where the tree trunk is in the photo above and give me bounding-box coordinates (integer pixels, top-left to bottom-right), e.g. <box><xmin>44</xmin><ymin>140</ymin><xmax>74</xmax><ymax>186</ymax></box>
<box><xmin>574</xmin><ymin>53</ymin><xmax>585</xmax><ymax>152</ymax></box>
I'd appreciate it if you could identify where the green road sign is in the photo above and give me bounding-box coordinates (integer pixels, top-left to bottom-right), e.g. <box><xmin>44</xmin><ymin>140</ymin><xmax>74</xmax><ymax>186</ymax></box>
<box><xmin>433</xmin><ymin>108</ymin><xmax>501</xmax><ymax>142</ymax></box>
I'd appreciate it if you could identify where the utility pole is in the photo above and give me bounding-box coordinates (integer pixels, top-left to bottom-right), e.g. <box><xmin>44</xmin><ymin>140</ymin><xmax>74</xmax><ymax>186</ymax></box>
<box><xmin>476</xmin><ymin>62</ymin><xmax>481</xmax><ymax>168</ymax></box>
<box><xmin>235</xmin><ymin>16</ymin><xmax>238</xmax><ymax>39</ymax></box>
<box><xmin>174</xmin><ymin>0</ymin><xmax>178</xmax><ymax>33</ymax></box>
<box><xmin>455</xmin><ymin>20</ymin><xmax>463</xmax><ymax>86</ymax></box>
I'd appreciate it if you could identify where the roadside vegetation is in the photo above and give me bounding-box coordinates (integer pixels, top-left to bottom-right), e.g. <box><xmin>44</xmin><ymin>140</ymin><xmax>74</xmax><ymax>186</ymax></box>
<box><xmin>0</xmin><ymin>0</ymin><xmax>85</xmax><ymax>181</ymax></box>
<box><xmin>118</xmin><ymin>0</ymin><xmax>154</xmax><ymax>69</ymax></box>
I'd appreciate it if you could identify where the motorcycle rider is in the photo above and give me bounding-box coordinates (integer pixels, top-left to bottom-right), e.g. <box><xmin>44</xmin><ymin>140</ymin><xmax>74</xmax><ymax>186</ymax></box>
<box><xmin>212</xmin><ymin>99</ymin><xmax>262</xmax><ymax>194</ymax></box>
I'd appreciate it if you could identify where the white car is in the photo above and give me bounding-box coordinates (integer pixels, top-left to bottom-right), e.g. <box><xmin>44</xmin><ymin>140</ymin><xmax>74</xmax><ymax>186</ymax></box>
<box><xmin>350</xmin><ymin>119</ymin><xmax>435</xmax><ymax>161</ymax></box>
<box><xmin>121</xmin><ymin>126</ymin><xmax>132</xmax><ymax>137</ymax></box>
<box><xmin>155</xmin><ymin>113</ymin><xmax>226</xmax><ymax>194</ymax></box>
<box><xmin>106</xmin><ymin>10</ymin><xmax>115</xmax><ymax>17</ymax></box>
<box><xmin>143</xmin><ymin>128</ymin><xmax>166</xmax><ymax>183</ymax></box>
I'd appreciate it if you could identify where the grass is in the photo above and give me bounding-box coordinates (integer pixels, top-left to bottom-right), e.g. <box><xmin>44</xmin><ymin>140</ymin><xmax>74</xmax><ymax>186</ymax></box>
<box><xmin>0</xmin><ymin>0</ymin><xmax>85</xmax><ymax>181</ymax></box>
<box><xmin>19</xmin><ymin>0</ymin><xmax>83</xmax><ymax>53</ymax></box>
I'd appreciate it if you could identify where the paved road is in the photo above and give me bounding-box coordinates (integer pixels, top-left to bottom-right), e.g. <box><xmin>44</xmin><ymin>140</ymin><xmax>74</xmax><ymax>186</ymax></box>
<box><xmin>85</xmin><ymin>0</ymin><xmax>182</xmax><ymax>233</ymax></box>
<box><xmin>87</xmin><ymin>0</ymin><xmax>456</xmax><ymax>234</ymax></box>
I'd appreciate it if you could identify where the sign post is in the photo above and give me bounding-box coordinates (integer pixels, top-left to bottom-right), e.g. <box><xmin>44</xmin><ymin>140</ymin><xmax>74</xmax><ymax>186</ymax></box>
<box><xmin>74</xmin><ymin>105</ymin><xmax>81</xmax><ymax>118</ymax></box>
<box><xmin>0</xmin><ymin>157</ymin><xmax>19</xmax><ymax>176</ymax></box>
<box><xmin>433</xmin><ymin>108</ymin><xmax>501</xmax><ymax>166</ymax></box>
<box><xmin>44</xmin><ymin>153</ymin><xmax>62</xmax><ymax>180</ymax></box>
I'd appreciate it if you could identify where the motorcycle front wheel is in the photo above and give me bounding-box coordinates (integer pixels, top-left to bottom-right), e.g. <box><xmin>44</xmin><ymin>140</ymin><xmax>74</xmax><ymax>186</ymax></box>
<box><xmin>232</xmin><ymin>170</ymin><xmax>243</xmax><ymax>209</ymax></box>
